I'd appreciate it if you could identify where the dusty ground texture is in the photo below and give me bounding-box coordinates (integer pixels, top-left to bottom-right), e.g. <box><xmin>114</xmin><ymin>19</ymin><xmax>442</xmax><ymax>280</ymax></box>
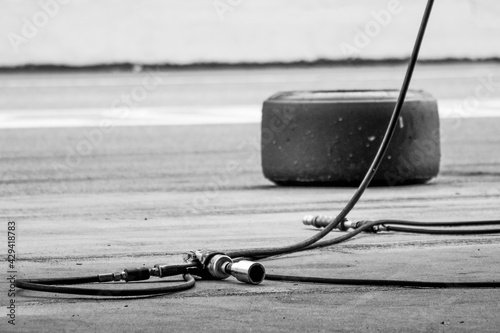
<box><xmin>1</xmin><ymin>64</ymin><xmax>500</xmax><ymax>332</ymax></box>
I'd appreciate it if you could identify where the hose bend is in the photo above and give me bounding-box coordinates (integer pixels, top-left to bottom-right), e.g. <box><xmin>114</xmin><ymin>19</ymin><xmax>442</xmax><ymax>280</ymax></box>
<box><xmin>16</xmin><ymin>274</ymin><xmax>195</xmax><ymax>297</ymax></box>
<box><xmin>227</xmin><ymin>0</ymin><xmax>435</xmax><ymax>259</ymax></box>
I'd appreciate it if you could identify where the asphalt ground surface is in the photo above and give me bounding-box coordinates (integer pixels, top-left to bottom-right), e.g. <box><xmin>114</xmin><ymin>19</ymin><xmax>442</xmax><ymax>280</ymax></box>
<box><xmin>1</xmin><ymin>62</ymin><xmax>500</xmax><ymax>332</ymax></box>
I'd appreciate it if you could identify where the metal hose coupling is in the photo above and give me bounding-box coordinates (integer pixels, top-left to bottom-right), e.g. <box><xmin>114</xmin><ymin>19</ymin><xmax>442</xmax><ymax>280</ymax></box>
<box><xmin>183</xmin><ymin>250</ymin><xmax>265</xmax><ymax>285</ymax></box>
<box><xmin>98</xmin><ymin>267</ymin><xmax>151</xmax><ymax>282</ymax></box>
<box><xmin>303</xmin><ymin>215</ymin><xmax>351</xmax><ymax>230</ymax></box>
<box><xmin>303</xmin><ymin>216</ymin><xmax>385</xmax><ymax>233</ymax></box>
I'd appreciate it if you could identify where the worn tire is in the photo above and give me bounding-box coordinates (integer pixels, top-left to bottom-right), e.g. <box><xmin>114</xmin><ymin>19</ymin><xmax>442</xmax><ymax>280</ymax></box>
<box><xmin>261</xmin><ymin>90</ymin><xmax>440</xmax><ymax>186</ymax></box>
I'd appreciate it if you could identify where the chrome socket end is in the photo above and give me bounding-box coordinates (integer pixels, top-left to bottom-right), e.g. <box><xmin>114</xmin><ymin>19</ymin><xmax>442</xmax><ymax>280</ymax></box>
<box><xmin>226</xmin><ymin>260</ymin><xmax>266</xmax><ymax>285</ymax></box>
<box><xmin>186</xmin><ymin>250</ymin><xmax>266</xmax><ymax>284</ymax></box>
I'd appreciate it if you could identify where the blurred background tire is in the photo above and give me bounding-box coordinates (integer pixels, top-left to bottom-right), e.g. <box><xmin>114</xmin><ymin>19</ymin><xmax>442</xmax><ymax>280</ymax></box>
<box><xmin>261</xmin><ymin>90</ymin><xmax>441</xmax><ymax>186</ymax></box>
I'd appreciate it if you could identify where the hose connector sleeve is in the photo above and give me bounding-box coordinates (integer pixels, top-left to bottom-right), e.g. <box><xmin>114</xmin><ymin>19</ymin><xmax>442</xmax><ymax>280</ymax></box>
<box><xmin>153</xmin><ymin>263</ymin><xmax>194</xmax><ymax>278</ymax></box>
<box><xmin>98</xmin><ymin>272</ymin><xmax>126</xmax><ymax>282</ymax></box>
<box><xmin>122</xmin><ymin>268</ymin><xmax>151</xmax><ymax>282</ymax></box>
<box><xmin>97</xmin><ymin>268</ymin><xmax>150</xmax><ymax>283</ymax></box>
<box><xmin>350</xmin><ymin>220</ymin><xmax>382</xmax><ymax>233</ymax></box>
<box><xmin>370</xmin><ymin>224</ymin><xmax>388</xmax><ymax>233</ymax></box>
<box><xmin>98</xmin><ymin>273</ymin><xmax>120</xmax><ymax>282</ymax></box>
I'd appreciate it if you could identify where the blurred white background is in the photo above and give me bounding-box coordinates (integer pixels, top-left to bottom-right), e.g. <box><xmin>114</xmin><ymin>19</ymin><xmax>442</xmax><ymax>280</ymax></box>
<box><xmin>1</xmin><ymin>0</ymin><xmax>499</xmax><ymax>67</ymax></box>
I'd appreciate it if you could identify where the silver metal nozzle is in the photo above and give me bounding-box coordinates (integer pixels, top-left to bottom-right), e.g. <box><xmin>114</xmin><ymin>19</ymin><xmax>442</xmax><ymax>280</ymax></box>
<box><xmin>226</xmin><ymin>261</ymin><xmax>266</xmax><ymax>285</ymax></box>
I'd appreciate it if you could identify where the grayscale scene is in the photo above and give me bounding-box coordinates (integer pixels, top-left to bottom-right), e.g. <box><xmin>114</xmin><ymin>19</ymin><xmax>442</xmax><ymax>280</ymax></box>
<box><xmin>1</xmin><ymin>1</ymin><xmax>500</xmax><ymax>332</ymax></box>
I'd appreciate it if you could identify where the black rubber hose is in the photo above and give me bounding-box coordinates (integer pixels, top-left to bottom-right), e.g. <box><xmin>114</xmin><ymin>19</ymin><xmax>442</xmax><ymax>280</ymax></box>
<box><xmin>385</xmin><ymin>225</ymin><xmax>500</xmax><ymax>235</ymax></box>
<box><xmin>226</xmin><ymin>0</ymin><xmax>435</xmax><ymax>259</ymax></box>
<box><xmin>290</xmin><ymin>221</ymin><xmax>381</xmax><ymax>253</ymax></box>
<box><xmin>265</xmin><ymin>274</ymin><xmax>500</xmax><ymax>288</ymax></box>
<box><xmin>244</xmin><ymin>219</ymin><xmax>500</xmax><ymax>261</ymax></box>
<box><xmin>16</xmin><ymin>274</ymin><xmax>195</xmax><ymax>297</ymax></box>
<box><xmin>302</xmin><ymin>220</ymin><xmax>500</xmax><ymax>252</ymax></box>
<box><xmin>374</xmin><ymin>219</ymin><xmax>500</xmax><ymax>227</ymax></box>
<box><xmin>17</xmin><ymin>275</ymin><xmax>100</xmax><ymax>285</ymax></box>
<box><xmin>235</xmin><ymin>221</ymin><xmax>382</xmax><ymax>261</ymax></box>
